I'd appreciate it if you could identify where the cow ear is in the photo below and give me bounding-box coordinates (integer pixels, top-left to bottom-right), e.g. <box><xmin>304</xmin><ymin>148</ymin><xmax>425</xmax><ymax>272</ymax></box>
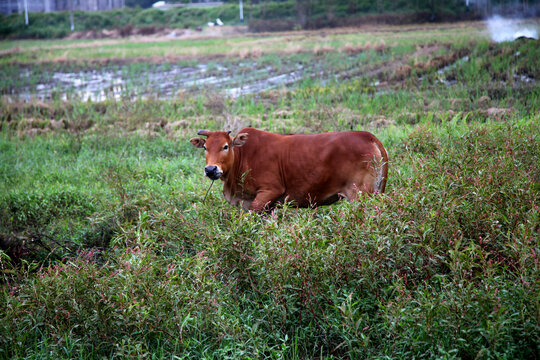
<box><xmin>233</xmin><ymin>133</ymin><xmax>249</xmax><ymax>147</ymax></box>
<box><xmin>190</xmin><ymin>137</ymin><xmax>206</xmax><ymax>148</ymax></box>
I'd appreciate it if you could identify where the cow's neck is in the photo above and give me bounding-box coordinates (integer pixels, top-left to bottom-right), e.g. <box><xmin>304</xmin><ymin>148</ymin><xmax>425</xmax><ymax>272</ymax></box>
<box><xmin>222</xmin><ymin>146</ymin><xmax>242</xmax><ymax>202</ymax></box>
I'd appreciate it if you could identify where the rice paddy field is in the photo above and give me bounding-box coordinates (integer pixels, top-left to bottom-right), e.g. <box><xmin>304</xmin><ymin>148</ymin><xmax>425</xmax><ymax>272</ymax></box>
<box><xmin>0</xmin><ymin>20</ymin><xmax>539</xmax><ymax>359</ymax></box>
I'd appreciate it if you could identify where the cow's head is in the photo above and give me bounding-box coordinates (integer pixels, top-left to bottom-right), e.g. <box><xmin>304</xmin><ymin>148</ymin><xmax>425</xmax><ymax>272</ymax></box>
<box><xmin>190</xmin><ymin>130</ymin><xmax>248</xmax><ymax>180</ymax></box>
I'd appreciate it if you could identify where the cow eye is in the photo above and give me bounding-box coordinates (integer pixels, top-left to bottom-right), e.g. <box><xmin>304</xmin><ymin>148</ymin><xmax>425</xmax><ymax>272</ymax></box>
<box><xmin>203</xmin><ymin>145</ymin><xmax>207</xmax><ymax>151</ymax></box>
<box><xmin>222</xmin><ymin>144</ymin><xmax>229</xmax><ymax>151</ymax></box>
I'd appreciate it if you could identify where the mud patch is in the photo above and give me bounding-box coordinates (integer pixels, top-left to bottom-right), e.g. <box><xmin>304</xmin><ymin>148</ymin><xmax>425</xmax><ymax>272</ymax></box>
<box><xmin>9</xmin><ymin>56</ymin><xmax>334</xmax><ymax>101</ymax></box>
<box><xmin>484</xmin><ymin>107</ymin><xmax>515</xmax><ymax>119</ymax></box>
<box><xmin>365</xmin><ymin>117</ymin><xmax>396</xmax><ymax>130</ymax></box>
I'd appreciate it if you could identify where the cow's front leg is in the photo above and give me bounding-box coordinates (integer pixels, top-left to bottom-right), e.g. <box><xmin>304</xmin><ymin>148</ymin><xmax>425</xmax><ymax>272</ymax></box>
<box><xmin>249</xmin><ymin>189</ymin><xmax>281</xmax><ymax>212</ymax></box>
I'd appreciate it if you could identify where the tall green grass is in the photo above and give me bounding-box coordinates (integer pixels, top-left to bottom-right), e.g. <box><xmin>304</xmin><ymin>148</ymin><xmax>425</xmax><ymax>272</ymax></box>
<box><xmin>0</xmin><ymin>114</ymin><xmax>538</xmax><ymax>358</ymax></box>
<box><xmin>0</xmin><ymin>31</ymin><xmax>538</xmax><ymax>359</ymax></box>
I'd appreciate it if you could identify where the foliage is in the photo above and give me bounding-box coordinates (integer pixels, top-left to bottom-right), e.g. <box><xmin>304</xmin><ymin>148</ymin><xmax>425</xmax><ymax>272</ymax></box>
<box><xmin>1</xmin><ymin>116</ymin><xmax>538</xmax><ymax>359</ymax></box>
<box><xmin>0</xmin><ymin>0</ymin><xmax>522</xmax><ymax>39</ymax></box>
<box><xmin>0</xmin><ymin>24</ymin><xmax>539</xmax><ymax>359</ymax></box>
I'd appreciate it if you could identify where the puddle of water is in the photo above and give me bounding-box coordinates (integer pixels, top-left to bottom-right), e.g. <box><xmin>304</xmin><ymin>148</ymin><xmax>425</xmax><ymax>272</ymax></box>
<box><xmin>424</xmin><ymin>55</ymin><xmax>469</xmax><ymax>86</ymax></box>
<box><xmin>437</xmin><ymin>56</ymin><xmax>469</xmax><ymax>76</ymax></box>
<box><xmin>225</xmin><ymin>70</ymin><xmax>304</xmax><ymax>97</ymax></box>
<box><xmin>11</xmin><ymin>56</ymin><xmax>365</xmax><ymax>101</ymax></box>
<box><xmin>515</xmin><ymin>74</ymin><xmax>535</xmax><ymax>83</ymax></box>
<box><xmin>10</xmin><ymin>53</ymin><xmax>534</xmax><ymax>102</ymax></box>
<box><xmin>14</xmin><ymin>62</ymin><xmax>314</xmax><ymax>101</ymax></box>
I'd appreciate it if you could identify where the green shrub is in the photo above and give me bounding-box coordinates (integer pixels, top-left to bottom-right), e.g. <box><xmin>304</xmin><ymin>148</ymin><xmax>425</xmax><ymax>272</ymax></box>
<box><xmin>0</xmin><ymin>32</ymin><xmax>538</xmax><ymax>357</ymax></box>
<box><xmin>0</xmin><ymin>247</ymin><xmax>243</xmax><ymax>358</ymax></box>
<box><xmin>0</xmin><ymin>188</ymin><xmax>96</xmax><ymax>233</ymax></box>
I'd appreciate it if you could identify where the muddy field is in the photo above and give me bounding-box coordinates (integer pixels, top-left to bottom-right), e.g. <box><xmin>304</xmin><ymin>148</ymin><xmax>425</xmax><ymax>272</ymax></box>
<box><xmin>5</xmin><ymin>21</ymin><xmax>529</xmax><ymax>101</ymax></box>
<box><xmin>2</xmin><ymin>37</ymin><xmax>537</xmax><ymax>102</ymax></box>
<box><xmin>10</xmin><ymin>60</ymin><xmax>312</xmax><ymax>101</ymax></box>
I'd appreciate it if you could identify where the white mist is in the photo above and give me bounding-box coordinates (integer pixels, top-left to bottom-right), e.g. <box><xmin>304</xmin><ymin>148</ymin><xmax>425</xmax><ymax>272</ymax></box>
<box><xmin>486</xmin><ymin>15</ymin><xmax>538</xmax><ymax>42</ymax></box>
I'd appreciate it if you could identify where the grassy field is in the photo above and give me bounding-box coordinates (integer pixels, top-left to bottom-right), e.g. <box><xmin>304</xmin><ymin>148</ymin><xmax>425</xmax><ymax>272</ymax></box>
<box><xmin>0</xmin><ymin>23</ymin><xmax>479</xmax><ymax>65</ymax></box>
<box><xmin>0</xmin><ymin>1</ymin><xmax>476</xmax><ymax>40</ymax></box>
<box><xmin>0</xmin><ymin>22</ymin><xmax>539</xmax><ymax>359</ymax></box>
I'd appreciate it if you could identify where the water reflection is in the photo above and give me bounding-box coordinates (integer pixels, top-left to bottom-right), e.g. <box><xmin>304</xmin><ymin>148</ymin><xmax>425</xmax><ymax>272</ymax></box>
<box><xmin>17</xmin><ymin>62</ymin><xmax>308</xmax><ymax>101</ymax></box>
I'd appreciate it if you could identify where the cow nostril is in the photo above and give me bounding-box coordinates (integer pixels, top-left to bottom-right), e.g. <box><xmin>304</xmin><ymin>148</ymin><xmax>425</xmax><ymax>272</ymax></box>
<box><xmin>205</xmin><ymin>166</ymin><xmax>222</xmax><ymax>179</ymax></box>
<box><xmin>204</xmin><ymin>165</ymin><xmax>222</xmax><ymax>180</ymax></box>
<box><xmin>205</xmin><ymin>165</ymin><xmax>217</xmax><ymax>174</ymax></box>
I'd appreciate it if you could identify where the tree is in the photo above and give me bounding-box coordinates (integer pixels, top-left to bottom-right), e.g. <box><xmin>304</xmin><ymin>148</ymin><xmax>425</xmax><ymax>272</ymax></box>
<box><xmin>125</xmin><ymin>0</ymin><xmax>155</xmax><ymax>8</ymax></box>
<box><xmin>295</xmin><ymin>0</ymin><xmax>312</xmax><ymax>28</ymax></box>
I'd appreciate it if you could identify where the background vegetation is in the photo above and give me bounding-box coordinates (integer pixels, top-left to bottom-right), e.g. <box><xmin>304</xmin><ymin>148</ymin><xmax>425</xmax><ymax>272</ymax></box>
<box><xmin>0</xmin><ymin>21</ymin><xmax>539</xmax><ymax>359</ymax></box>
<box><xmin>1</xmin><ymin>0</ymin><xmax>537</xmax><ymax>39</ymax></box>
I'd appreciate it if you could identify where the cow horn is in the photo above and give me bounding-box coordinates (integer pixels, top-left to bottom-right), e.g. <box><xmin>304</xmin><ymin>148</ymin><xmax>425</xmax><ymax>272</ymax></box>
<box><xmin>197</xmin><ymin>129</ymin><xmax>211</xmax><ymax>137</ymax></box>
<box><xmin>227</xmin><ymin>130</ymin><xmax>231</xmax><ymax>135</ymax></box>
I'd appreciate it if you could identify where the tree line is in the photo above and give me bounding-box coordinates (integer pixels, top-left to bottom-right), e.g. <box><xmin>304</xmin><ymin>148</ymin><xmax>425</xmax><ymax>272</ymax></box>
<box><xmin>125</xmin><ymin>0</ymin><xmax>538</xmax><ymax>18</ymax></box>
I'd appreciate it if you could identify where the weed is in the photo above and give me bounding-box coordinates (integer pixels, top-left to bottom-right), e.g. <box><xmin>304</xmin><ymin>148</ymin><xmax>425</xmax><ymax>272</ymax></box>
<box><xmin>0</xmin><ymin>24</ymin><xmax>538</xmax><ymax>359</ymax></box>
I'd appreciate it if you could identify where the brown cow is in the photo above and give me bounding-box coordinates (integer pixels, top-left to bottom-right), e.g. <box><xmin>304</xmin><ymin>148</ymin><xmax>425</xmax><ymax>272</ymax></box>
<box><xmin>190</xmin><ymin>127</ymin><xmax>388</xmax><ymax>212</ymax></box>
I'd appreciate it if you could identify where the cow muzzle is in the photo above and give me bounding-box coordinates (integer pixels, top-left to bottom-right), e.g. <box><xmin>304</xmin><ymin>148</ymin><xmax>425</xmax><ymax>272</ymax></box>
<box><xmin>204</xmin><ymin>165</ymin><xmax>223</xmax><ymax>180</ymax></box>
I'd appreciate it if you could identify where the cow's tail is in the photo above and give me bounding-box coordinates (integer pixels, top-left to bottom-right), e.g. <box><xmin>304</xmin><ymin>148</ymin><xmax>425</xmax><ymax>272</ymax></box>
<box><xmin>372</xmin><ymin>136</ymin><xmax>389</xmax><ymax>193</ymax></box>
